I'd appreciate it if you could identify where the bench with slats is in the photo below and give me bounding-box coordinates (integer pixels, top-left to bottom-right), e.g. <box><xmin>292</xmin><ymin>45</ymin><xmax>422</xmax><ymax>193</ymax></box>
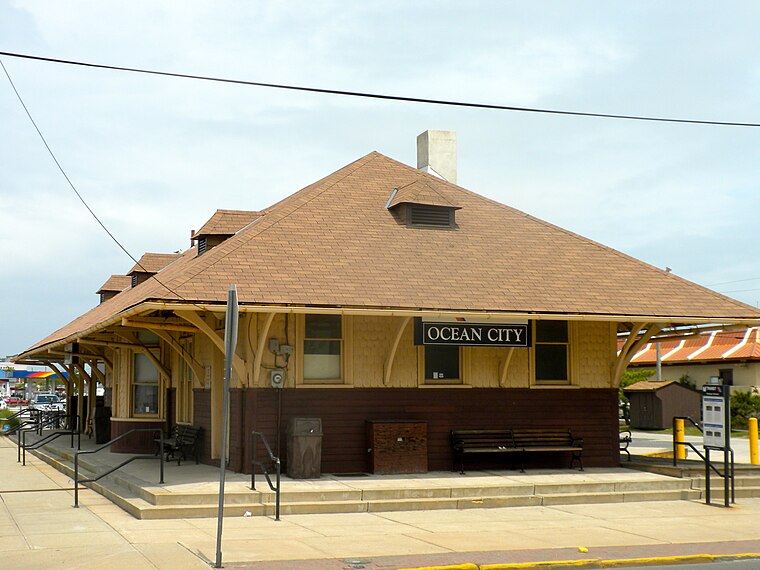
<box><xmin>451</xmin><ymin>429</ymin><xmax>519</xmax><ymax>474</ymax></box>
<box><xmin>155</xmin><ymin>424</ymin><xmax>202</xmax><ymax>466</ymax></box>
<box><xmin>511</xmin><ymin>428</ymin><xmax>584</xmax><ymax>472</ymax></box>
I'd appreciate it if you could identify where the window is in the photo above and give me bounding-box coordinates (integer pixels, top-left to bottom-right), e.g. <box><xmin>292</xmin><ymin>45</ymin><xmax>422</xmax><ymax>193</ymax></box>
<box><xmin>424</xmin><ymin>345</ymin><xmax>461</xmax><ymax>383</ymax></box>
<box><xmin>133</xmin><ymin>352</ymin><xmax>159</xmax><ymax>415</ymax></box>
<box><xmin>534</xmin><ymin>320</ymin><xmax>569</xmax><ymax>384</ymax></box>
<box><xmin>303</xmin><ymin>315</ymin><xmax>343</xmax><ymax>383</ymax></box>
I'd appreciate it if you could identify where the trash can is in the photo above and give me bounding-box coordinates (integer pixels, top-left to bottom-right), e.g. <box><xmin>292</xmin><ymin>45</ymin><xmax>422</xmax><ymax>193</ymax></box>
<box><xmin>286</xmin><ymin>418</ymin><xmax>323</xmax><ymax>479</ymax></box>
<box><xmin>93</xmin><ymin>406</ymin><xmax>112</xmax><ymax>444</ymax></box>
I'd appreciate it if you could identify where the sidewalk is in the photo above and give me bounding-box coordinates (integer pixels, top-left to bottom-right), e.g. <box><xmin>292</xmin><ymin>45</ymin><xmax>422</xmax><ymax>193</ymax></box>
<box><xmin>2</xmin><ymin>436</ymin><xmax>760</xmax><ymax>570</ymax></box>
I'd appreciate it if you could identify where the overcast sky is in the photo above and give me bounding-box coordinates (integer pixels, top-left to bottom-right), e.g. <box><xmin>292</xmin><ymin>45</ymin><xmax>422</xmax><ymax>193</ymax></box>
<box><xmin>2</xmin><ymin>2</ymin><xmax>760</xmax><ymax>358</ymax></box>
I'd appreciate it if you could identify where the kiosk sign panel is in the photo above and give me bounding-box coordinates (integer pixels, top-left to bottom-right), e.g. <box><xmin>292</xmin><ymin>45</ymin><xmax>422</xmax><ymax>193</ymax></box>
<box><xmin>702</xmin><ymin>384</ymin><xmax>729</xmax><ymax>450</ymax></box>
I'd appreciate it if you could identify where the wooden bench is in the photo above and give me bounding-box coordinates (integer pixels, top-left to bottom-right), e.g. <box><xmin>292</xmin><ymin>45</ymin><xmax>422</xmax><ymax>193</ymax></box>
<box><xmin>511</xmin><ymin>428</ymin><xmax>584</xmax><ymax>472</ymax></box>
<box><xmin>156</xmin><ymin>424</ymin><xmax>202</xmax><ymax>465</ymax></box>
<box><xmin>619</xmin><ymin>429</ymin><xmax>632</xmax><ymax>461</ymax></box>
<box><xmin>451</xmin><ymin>429</ymin><xmax>519</xmax><ymax>474</ymax></box>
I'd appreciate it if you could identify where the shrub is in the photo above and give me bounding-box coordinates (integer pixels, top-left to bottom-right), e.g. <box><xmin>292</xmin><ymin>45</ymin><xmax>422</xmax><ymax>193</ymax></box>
<box><xmin>0</xmin><ymin>408</ymin><xmax>21</xmax><ymax>433</ymax></box>
<box><xmin>730</xmin><ymin>390</ymin><xmax>760</xmax><ymax>430</ymax></box>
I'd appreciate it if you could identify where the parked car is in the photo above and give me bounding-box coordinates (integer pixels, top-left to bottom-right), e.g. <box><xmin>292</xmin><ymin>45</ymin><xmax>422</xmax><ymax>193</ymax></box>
<box><xmin>0</xmin><ymin>398</ymin><xmax>7</xmax><ymax>410</ymax></box>
<box><xmin>32</xmin><ymin>393</ymin><xmax>64</xmax><ymax>412</ymax></box>
<box><xmin>6</xmin><ymin>396</ymin><xmax>29</xmax><ymax>406</ymax></box>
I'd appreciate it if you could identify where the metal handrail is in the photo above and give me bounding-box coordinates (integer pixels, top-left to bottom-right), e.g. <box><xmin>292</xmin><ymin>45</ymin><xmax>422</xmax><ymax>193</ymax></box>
<box><xmin>2</xmin><ymin>407</ymin><xmax>34</xmax><ymax>421</ymax></box>
<box><xmin>251</xmin><ymin>430</ymin><xmax>281</xmax><ymax>521</ymax></box>
<box><xmin>672</xmin><ymin>415</ymin><xmax>735</xmax><ymax>506</ymax></box>
<box><xmin>18</xmin><ymin>412</ymin><xmax>76</xmax><ymax>465</ymax></box>
<box><xmin>74</xmin><ymin>428</ymin><xmax>164</xmax><ymax>507</ymax></box>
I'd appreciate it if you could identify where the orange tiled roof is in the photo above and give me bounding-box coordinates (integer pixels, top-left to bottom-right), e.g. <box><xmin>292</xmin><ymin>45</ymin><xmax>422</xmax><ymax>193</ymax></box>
<box><xmin>96</xmin><ymin>275</ymin><xmax>131</xmax><ymax>294</ymax></box>
<box><xmin>127</xmin><ymin>253</ymin><xmax>182</xmax><ymax>275</ymax></box>
<box><xmin>194</xmin><ymin>209</ymin><xmax>262</xmax><ymax>238</ymax></box>
<box><xmin>627</xmin><ymin>327</ymin><xmax>760</xmax><ymax>365</ymax></box>
<box><xmin>19</xmin><ymin>151</ymin><xmax>760</xmax><ymax>357</ymax></box>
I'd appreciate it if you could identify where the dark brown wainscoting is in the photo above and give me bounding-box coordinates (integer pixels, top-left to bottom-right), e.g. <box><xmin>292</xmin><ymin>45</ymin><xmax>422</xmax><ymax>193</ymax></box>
<box><xmin>110</xmin><ymin>419</ymin><xmax>165</xmax><ymax>453</ymax></box>
<box><xmin>207</xmin><ymin>387</ymin><xmax>619</xmax><ymax>475</ymax></box>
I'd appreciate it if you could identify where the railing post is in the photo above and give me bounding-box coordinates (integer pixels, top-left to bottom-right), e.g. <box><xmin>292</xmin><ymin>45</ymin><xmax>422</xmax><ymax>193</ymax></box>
<box><xmin>74</xmin><ymin>453</ymin><xmax>79</xmax><ymax>508</ymax></box>
<box><xmin>22</xmin><ymin>430</ymin><xmax>26</xmax><ymax>466</ymax></box>
<box><xmin>159</xmin><ymin>429</ymin><xmax>165</xmax><ymax>484</ymax></box>
<box><xmin>251</xmin><ymin>432</ymin><xmax>257</xmax><ymax>491</ymax></box>
<box><xmin>275</xmin><ymin>458</ymin><xmax>281</xmax><ymax>522</ymax></box>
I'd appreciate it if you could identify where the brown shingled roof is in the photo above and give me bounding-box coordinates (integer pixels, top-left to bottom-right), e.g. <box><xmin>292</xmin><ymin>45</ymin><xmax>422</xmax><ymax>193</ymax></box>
<box><xmin>193</xmin><ymin>209</ymin><xmax>262</xmax><ymax>239</ymax></box>
<box><xmin>96</xmin><ymin>275</ymin><xmax>131</xmax><ymax>294</ymax></box>
<box><xmin>19</xmin><ymin>151</ymin><xmax>760</xmax><ymax>358</ymax></box>
<box><xmin>388</xmin><ymin>179</ymin><xmax>461</xmax><ymax>209</ymax></box>
<box><xmin>623</xmin><ymin>380</ymin><xmax>679</xmax><ymax>392</ymax></box>
<box><xmin>127</xmin><ymin>253</ymin><xmax>182</xmax><ymax>275</ymax></box>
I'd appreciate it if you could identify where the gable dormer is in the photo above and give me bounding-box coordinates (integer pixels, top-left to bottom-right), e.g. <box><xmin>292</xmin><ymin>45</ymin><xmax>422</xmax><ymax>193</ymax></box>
<box><xmin>191</xmin><ymin>209</ymin><xmax>262</xmax><ymax>256</ymax></box>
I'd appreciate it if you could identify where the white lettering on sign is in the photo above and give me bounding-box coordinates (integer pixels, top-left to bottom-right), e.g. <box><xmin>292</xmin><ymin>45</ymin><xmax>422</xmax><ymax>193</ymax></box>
<box><xmin>422</xmin><ymin>323</ymin><xmax>529</xmax><ymax>347</ymax></box>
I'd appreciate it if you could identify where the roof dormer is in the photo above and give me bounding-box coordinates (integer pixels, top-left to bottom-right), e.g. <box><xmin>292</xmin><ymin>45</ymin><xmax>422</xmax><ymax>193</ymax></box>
<box><xmin>386</xmin><ymin>180</ymin><xmax>461</xmax><ymax>229</ymax></box>
<box><xmin>191</xmin><ymin>209</ymin><xmax>262</xmax><ymax>256</ymax></box>
<box><xmin>127</xmin><ymin>253</ymin><xmax>182</xmax><ymax>287</ymax></box>
<box><xmin>96</xmin><ymin>275</ymin><xmax>131</xmax><ymax>304</ymax></box>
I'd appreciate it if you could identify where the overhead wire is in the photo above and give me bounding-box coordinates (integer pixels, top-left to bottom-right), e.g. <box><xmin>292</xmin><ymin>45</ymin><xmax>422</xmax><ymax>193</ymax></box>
<box><xmin>2</xmin><ymin>50</ymin><xmax>760</xmax><ymax>128</ymax></box>
<box><xmin>1</xmin><ymin>58</ymin><xmax>202</xmax><ymax>310</ymax></box>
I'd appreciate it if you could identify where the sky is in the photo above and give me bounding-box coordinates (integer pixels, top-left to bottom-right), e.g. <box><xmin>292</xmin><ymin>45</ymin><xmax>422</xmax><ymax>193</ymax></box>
<box><xmin>1</xmin><ymin>2</ymin><xmax>760</xmax><ymax>358</ymax></box>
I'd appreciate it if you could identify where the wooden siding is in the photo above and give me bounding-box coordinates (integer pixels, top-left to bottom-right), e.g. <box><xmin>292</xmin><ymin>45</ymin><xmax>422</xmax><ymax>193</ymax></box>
<box><xmin>110</xmin><ymin>419</ymin><xmax>165</xmax><ymax>453</ymax></box>
<box><xmin>220</xmin><ymin>387</ymin><xmax>619</xmax><ymax>475</ymax></box>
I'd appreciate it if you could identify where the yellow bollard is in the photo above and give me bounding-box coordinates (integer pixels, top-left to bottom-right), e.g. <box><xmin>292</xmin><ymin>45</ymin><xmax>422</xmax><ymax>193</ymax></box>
<box><xmin>749</xmin><ymin>417</ymin><xmax>759</xmax><ymax>465</ymax></box>
<box><xmin>675</xmin><ymin>418</ymin><xmax>687</xmax><ymax>460</ymax></box>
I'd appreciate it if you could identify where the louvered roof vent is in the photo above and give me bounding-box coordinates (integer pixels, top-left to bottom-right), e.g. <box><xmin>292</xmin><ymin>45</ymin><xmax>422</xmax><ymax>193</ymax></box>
<box><xmin>386</xmin><ymin>179</ymin><xmax>461</xmax><ymax>229</ymax></box>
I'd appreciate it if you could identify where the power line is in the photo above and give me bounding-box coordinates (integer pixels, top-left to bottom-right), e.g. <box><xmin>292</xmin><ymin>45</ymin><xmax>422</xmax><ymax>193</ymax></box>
<box><xmin>1</xmin><ymin>58</ymin><xmax>198</xmax><ymax>309</ymax></box>
<box><xmin>708</xmin><ymin>276</ymin><xmax>760</xmax><ymax>287</ymax></box>
<box><xmin>2</xmin><ymin>50</ymin><xmax>760</xmax><ymax>128</ymax></box>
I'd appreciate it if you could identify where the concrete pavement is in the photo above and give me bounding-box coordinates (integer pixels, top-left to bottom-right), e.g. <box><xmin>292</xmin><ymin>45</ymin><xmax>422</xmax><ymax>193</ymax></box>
<box><xmin>3</xmin><ymin>435</ymin><xmax>760</xmax><ymax>569</ymax></box>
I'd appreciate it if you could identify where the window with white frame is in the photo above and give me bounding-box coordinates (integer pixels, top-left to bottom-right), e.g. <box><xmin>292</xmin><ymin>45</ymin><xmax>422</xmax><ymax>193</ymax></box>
<box><xmin>303</xmin><ymin>315</ymin><xmax>343</xmax><ymax>383</ymax></box>
<box><xmin>133</xmin><ymin>351</ymin><xmax>159</xmax><ymax>415</ymax></box>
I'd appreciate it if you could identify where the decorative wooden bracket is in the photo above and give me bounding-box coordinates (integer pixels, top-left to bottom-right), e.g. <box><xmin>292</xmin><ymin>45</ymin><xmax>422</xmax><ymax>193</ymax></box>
<box><xmin>384</xmin><ymin>316</ymin><xmax>411</xmax><ymax>386</ymax></box>
<box><xmin>176</xmin><ymin>310</ymin><xmax>246</xmax><ymax>384</ymax></box>
<box><xmin>613</xmin><ymin>323</ymin><xmax>663</xmax><ymax>384</ymax></box>
<box><xmin>151</xmin><ymin>329</ymin><xmax>206</xmax><ymax>387</ymax></box>
<box><xmin>253</xmin><ymin>313</ymin><xmax>276</xmax><ymax>388</ymax></box>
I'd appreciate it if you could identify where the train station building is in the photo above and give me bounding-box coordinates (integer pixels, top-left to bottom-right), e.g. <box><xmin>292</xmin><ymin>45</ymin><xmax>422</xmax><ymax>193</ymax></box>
<box><xmin>15</xmin><ymin>131</ymin><xmax>760</xmax><ymax>475</ymax></box>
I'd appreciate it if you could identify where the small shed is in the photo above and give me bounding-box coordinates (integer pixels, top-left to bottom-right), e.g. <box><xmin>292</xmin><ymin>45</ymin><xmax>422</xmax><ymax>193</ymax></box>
<box><xmin>623</xmin><ymin>380</ymin><xmax>701</xmax><ymax>430</ymax></box>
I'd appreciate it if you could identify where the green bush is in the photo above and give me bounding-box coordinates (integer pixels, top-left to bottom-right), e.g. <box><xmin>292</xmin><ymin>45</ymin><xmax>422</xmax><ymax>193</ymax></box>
<box><xmin>0</xmin><ymin>408</ymin><xmax>21</xmax><ymax>433</ymax></box>
<box><xmin>730</xmin><ymin>390</ymin><xmax>760</xmax><ymax>430</ymax></box>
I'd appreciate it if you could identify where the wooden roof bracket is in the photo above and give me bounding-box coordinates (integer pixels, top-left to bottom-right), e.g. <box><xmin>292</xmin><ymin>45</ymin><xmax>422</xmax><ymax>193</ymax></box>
<box><xmin>252</xmin><ymin>312</ymin><xmax>276</xmax><ymax>388</ymax></box>
<box><xmin>384</xmin><ymin>316</ymin><xmax>411</xmax><ymax>386</ymax></box>
<box><xmin>150</xmin><ymin>330</ymin><xmax>206</xmax><ymax>388</ymax></box>
<box><xmin>175</xmin><ymin>310</ymin><xmax>247</xmax><ymax>385</ymax></box>
<box><xmin>499</xmin><ymin>347</ymin><xmax>516</xmax><ymax>387</ymax></box>
<box><xmin>613</xmin><ymin>323</ymin><xmax>663</xmax><ymax>385</ymax></box>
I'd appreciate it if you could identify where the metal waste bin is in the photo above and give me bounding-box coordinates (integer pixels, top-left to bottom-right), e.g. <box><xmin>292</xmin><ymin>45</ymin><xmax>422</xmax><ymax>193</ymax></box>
<box><xmin>286</xmin><ymin>417</ymin><xmax>323</xmax><ymax>479</ymax></box>
<box><xmin>93</xmin><ymin>406</ymin><xmax>112</xmax><ymax>444</ymax></box>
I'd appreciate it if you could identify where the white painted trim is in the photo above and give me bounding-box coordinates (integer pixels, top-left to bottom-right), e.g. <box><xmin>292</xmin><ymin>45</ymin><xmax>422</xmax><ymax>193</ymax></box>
<box><xmin>662</xmin><ymin>340</ymin><xmax>686</xmax><ymax>361</ymax></box>
<box><xmin>722</xmin><ymin>327</ymin><xmax>754</xmax><ymax>359</ymax></box>
<box><xmin>687</xmin><ymin>331</ymin><xmax>717</xmax><ymax>360</ymax></box>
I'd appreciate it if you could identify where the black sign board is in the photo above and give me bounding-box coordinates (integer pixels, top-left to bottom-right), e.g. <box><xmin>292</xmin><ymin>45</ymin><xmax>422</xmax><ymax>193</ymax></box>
<box><xmin>414</xmin><ymin>319</ymin><xmax>531</xmax><ymax>347</ymax></box>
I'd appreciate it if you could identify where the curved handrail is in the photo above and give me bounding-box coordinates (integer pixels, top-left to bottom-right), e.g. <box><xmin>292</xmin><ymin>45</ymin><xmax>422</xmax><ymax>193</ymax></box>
<box><xmin>18</xmin><ymin>412</ymin><xmax>76</xmax><ymax>465</ymax></box>
<box><xmin>74</xmin><ymin>428</ymin><xmax>164</xmax><ymax>507</ymax></box>
<box><xmin>251</xmin><ymin>430</ymin><xmax>281</xmax><ymax>521</ymax></box>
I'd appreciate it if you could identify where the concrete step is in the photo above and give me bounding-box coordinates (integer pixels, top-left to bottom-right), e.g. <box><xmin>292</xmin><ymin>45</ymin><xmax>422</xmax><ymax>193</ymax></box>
<box><xmin>27</xmin><ymin>442</ymin><xmax>713</xmax><ymax>520</ymax></box>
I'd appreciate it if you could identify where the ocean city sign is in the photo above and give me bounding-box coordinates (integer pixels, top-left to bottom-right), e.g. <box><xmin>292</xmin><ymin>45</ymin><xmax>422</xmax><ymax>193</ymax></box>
<box><xmin>415</xmin><ymin>320</ymin><xmax>531</xmax><ymax>347</ymax></box>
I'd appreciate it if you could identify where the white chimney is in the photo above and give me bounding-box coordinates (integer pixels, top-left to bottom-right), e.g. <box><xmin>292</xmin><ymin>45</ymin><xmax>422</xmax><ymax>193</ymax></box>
<box><xmin>417</xmin><ymin>130</ymin><xmax>457</xmax><ymax>184</ymax></box>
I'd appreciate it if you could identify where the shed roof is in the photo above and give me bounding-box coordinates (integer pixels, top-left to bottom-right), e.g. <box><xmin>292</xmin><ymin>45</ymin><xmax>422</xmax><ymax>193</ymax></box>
<box><xmin>127</xmin><ymin>253</ymin><xmax>182</xmax><ymax>275</ymax></box>
<box><xmin>193</xmin><ymin>209</ymin><xmax>262</xmax><ymax>239</ymax></box>
<box><xmin>96</xmin><ymin>275</ymin><xmax>131</xmax><ymax>294</ymax></box>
